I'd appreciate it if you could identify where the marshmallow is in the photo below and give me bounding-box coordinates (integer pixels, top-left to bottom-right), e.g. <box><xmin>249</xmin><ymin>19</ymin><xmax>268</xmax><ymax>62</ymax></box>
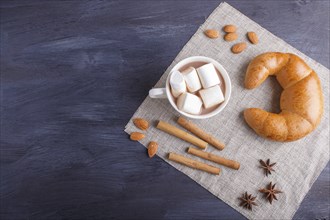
<box><xmin>181</xmin><ymin>67</ymin><xmax>202</xmax><ymax>92</ymax></box>
<box><xmin>196</xmin><ymin>63</ymin><xmax>220</xmax><ymax>89</ymax></box>
<box><xmin>170</xmin><ymin>70</ymin><xmax>187</xmax><ymax>98</ymax></box>
<box><xmin>199</xmin><ymin>85</ymin><xmax>224</xmax><ymax>109</ymax></box>
<box><xmin>177</xmin><ymin>92</ymin><xmax>202</xmax><ymax>115</ymax></box>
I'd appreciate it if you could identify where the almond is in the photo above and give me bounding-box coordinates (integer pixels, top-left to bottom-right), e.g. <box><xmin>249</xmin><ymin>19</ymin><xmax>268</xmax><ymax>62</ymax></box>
<box><xmin>133</xmin><ymin>118</ymin><xmax>149</xmax><ymax>130</ymax></box>
<box><xmin>247</xmin><ymin>32</ymin><xmax>259</xmax><ymax>44</ymax></box>
<box><xmin>148</xmin><ymin>141</ymin><xmax>158</xmax><ymax>158</ymax></box>
<box><xmin>231</xmin><ymin>42</ymin><xmax>247</xmax><ymax>54</ymax></box>
<box><xmin>130</xmin><ymin>132</ymin><xmax>145</xmax><ymax>141</ymax></box>
<box><xmin>204</xmin><ymin>29</ymin><xmax>219</xmax><ymax>39</ymax></box>
<box><xmin>223</xmin><ymin>25</ymin><xmax>237</xmax><ymax>33</ymax></box>
<box><xmin>224</xmin><ymin>32</ymin><xmax>238</xmax><ymax>41</ymax></box>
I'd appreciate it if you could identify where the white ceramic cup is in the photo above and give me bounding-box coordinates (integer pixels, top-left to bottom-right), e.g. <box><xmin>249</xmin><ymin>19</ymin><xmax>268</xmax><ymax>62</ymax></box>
<box><xmin>148</xmin><ymin>56</ymin><xmax>231</xmax><ymax>119</ymax></box>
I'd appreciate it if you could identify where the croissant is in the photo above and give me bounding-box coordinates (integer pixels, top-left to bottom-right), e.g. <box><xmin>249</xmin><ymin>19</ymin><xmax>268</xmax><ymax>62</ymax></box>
<box><xmin>244</xmin><ymin>52</ymin><xmax>323</xmax><ymax>141</ymax></box>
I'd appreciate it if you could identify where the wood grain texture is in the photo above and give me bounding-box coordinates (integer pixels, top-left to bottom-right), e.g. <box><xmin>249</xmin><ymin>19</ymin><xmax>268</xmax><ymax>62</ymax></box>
<box><xmin>0</xmin><ymin>0</ymin><xmax>329</xmax><ymax>219</ymax></box>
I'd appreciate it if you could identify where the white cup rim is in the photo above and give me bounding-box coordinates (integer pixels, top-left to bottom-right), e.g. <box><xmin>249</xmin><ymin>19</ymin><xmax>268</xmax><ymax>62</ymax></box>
<box><xmin>166</xmin><ymin>56</ymin><xmax>232</xmax><ymax>119</ymax></box>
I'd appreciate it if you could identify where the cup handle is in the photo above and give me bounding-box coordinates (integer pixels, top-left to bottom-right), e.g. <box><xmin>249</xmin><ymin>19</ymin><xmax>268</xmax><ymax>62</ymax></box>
<box><xmin>149</xmin><ymin>88</ymin><xmax>167</xmax><ymax>99</ymax></box>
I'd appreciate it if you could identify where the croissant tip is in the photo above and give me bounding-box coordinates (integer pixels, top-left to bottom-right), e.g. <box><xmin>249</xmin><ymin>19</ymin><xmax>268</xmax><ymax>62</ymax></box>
<box><xmin>244</xmin><ymin>84</ymin><xmax>255</xmax><ymax>90</ymax></box>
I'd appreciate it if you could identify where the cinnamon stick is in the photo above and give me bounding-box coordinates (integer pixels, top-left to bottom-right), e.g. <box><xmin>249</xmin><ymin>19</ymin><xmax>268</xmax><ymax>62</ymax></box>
<box><xmin>168</xmin><ymin>152</ymin><xmax>220</xmax><ymax>175</ymax></box>
<box><xmin>156</xmin><ymin>120</ymin><xmax>208</xmax><ymax>149</ymax></box>
<box><xmin>177</xmin><ymin>117</ymin><xmax>225</xmax><ymax>150</ymax></box>
<box><xmin>187</xmin><ymin>147</ymin><xmax>240</xmax><ymax>170</ymax></box>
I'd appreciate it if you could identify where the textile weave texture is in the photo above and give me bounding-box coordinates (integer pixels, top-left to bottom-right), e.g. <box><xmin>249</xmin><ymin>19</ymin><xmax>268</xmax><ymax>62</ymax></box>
<box><xmin>124</xmin><ymin>2</ymin><xmax>329</xmax><ymax>219</ymax></box>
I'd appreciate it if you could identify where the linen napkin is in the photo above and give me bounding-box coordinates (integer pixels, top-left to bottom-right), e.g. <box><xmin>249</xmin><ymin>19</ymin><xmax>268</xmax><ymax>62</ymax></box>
<box><xmin>124</xmin><ymin>2</ymin><xmax>329</xmax><ymax>219</ymax></box>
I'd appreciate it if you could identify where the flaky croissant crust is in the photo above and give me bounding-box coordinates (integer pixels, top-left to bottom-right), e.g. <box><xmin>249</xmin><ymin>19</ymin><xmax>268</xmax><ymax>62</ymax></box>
<box><xmin>244</xmin><ymin>52</ymin><xmax>324</xmax><ymax>142</ymax></box>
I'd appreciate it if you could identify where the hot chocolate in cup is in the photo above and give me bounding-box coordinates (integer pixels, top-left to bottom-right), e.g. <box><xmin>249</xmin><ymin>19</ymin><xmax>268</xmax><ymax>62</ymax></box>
<box><xmin>149</xmin><ymin>56</ymin><xmax>232</xmax><ymax>119</ymax></box>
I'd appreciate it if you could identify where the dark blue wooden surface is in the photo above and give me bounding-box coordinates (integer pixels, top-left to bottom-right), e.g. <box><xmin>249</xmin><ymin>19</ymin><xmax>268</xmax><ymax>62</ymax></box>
<box><xmin>1</xmin><ymin>0</ymin><xmax>329</xmax><ymax>219</ymax></box>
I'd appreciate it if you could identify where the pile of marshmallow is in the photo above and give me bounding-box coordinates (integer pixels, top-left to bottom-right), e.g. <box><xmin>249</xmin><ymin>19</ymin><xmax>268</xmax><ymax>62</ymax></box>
<box><xmin>170</xmin><ymin>63</ymin><xmax>225</xmax><ymax>115</ymax></box>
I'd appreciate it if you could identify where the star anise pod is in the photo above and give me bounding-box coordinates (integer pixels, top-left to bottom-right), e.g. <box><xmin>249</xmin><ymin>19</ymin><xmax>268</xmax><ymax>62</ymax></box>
<box><xmin>259</xmin><ymin>182</ymin><xmax>282</xmax><ymax>204</ymax></box>
<box><xmin>259</xmin><ymin>159</ymin><xmax>276</xmax><ymax>176</ymax></box>
<box><xmin>239</xmin><ymin>192</ymin><xmax>258</xmax><ymax>210</ymax></box>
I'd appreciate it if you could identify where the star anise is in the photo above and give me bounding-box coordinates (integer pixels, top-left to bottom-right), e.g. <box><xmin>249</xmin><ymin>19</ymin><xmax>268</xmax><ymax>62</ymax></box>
<box><xmin>239</xmin><ymin>192</ymin><xmax>258</xmax><ymax>210</ymax></box>
<box><xmin>259</xmin><ymin>159</ymin><xmax>276</xmax><ymax>176</ymax></box>
<box><xmin>259</xmin><ymin>182</ymin><xmax>282</xmax><ymax>204</ymax></box>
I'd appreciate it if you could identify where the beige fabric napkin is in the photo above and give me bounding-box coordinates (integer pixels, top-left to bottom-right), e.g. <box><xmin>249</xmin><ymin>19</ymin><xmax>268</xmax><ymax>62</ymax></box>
<box><xmin>124</xmin><ymin>2</ymin><xmax>329</xmax><ymax>219</ymax></box>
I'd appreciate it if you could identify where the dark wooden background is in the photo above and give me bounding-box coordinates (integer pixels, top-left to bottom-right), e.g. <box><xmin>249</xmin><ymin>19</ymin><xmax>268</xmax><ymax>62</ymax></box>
<box><xmin>1</xmin><ymin>0</ymin><xmax>329</xmax><ymax>219</ymax></box>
